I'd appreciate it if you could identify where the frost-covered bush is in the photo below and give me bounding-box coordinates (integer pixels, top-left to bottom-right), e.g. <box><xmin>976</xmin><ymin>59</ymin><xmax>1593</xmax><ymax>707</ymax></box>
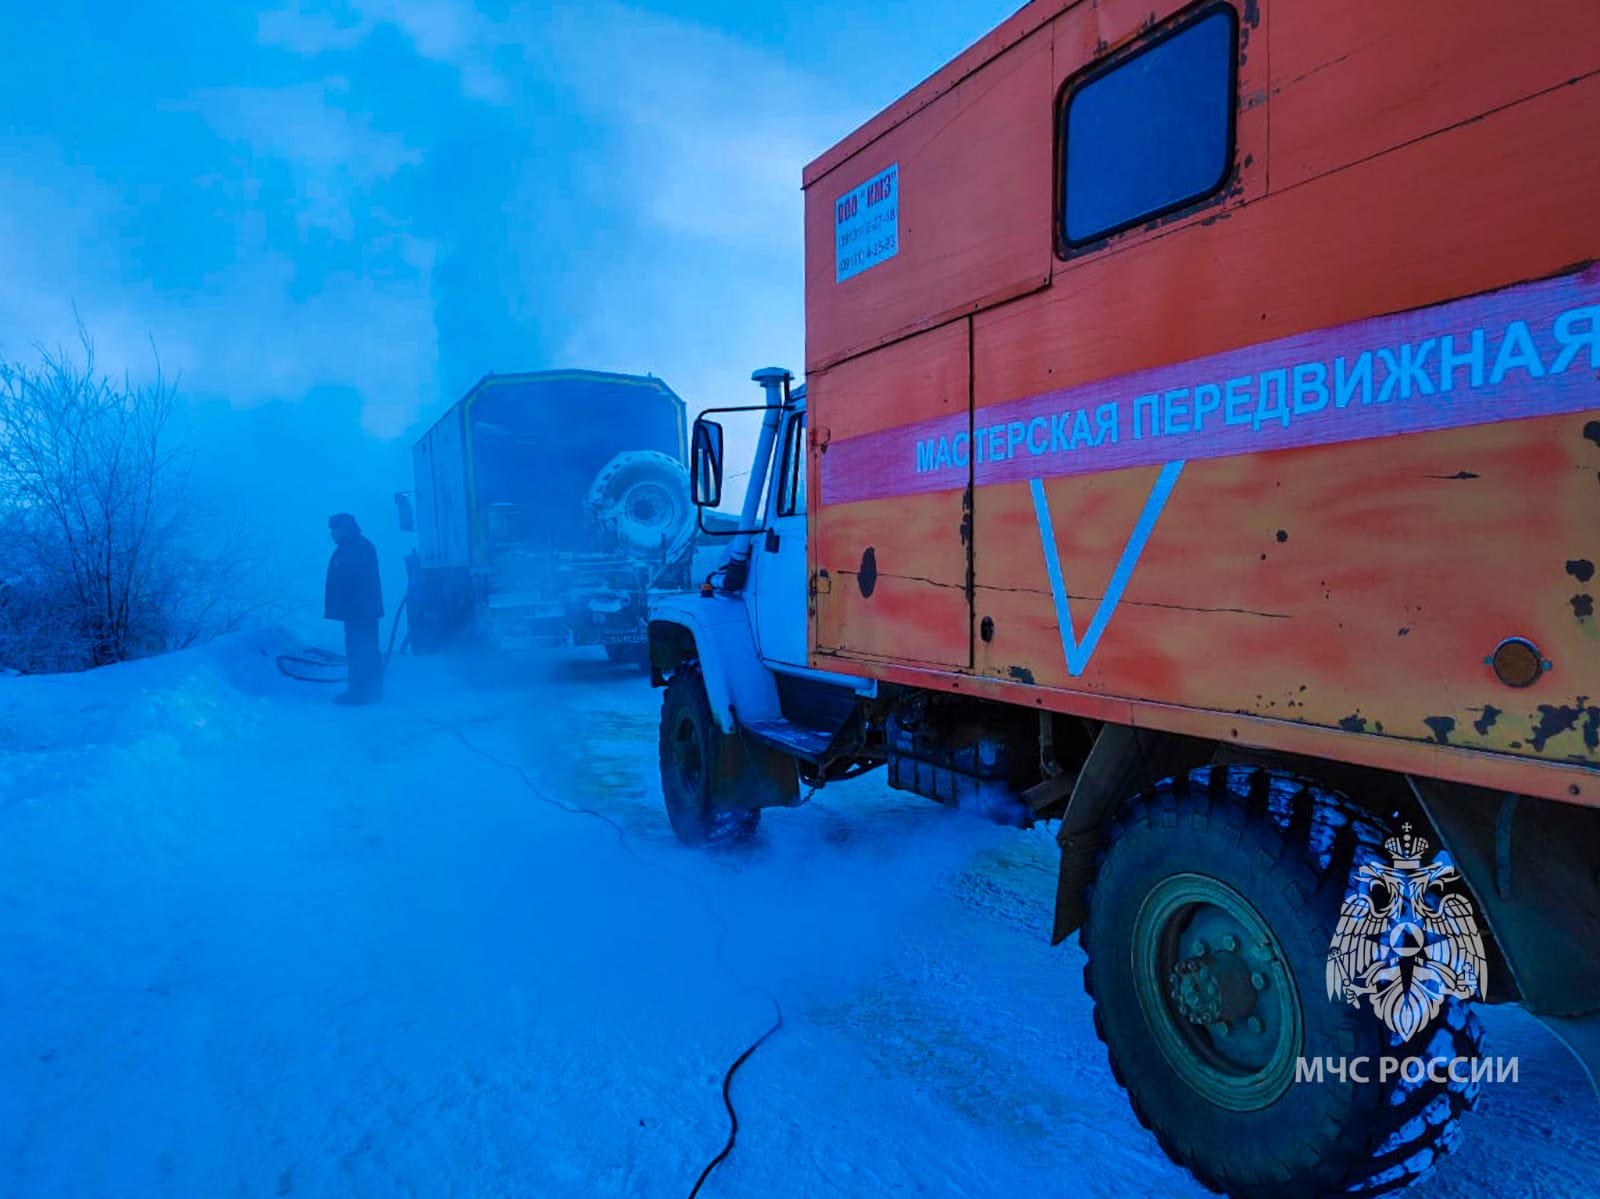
<box><xmin>0</xmin><ymin>327</ymin><xmax>261</xmax><ymax>673</ymax></box>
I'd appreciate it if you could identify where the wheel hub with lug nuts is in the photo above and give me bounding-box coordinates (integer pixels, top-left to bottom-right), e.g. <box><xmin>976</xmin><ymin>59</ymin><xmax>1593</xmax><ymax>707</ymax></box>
<box><xmin>1133</xmin><ymin>873</ymin><xmax>1304</xmax><ymax>1112</ymax></box>
<box><xmin>1169</xmin><ymin>947</ymin><xmax>1261</xmax><ymax>1028</ymax></box>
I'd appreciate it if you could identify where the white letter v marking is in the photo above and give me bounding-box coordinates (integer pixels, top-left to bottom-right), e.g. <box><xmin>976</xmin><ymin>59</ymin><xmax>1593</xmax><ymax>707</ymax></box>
<box><xmin>1029</xmin><ymin>461</ymin><xmax>1184</xmax><ymax>678</ymax></box>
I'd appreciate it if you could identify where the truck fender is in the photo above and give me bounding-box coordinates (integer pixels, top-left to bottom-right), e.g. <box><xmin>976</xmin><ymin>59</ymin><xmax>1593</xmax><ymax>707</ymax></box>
<box><xmin>1407</xmin><ymin>777</ymin><xmax>1600</xmax><ymax>1018</ymax></box>
<box><xmin>647</xmin><ymin>593</ymin><xmax>783</xmax><ymax>735</ymax></box>
<box><xmin>1050</xmin><ymin>724</ymin><xmax>1216</xmax><ymax>945</ymax></box>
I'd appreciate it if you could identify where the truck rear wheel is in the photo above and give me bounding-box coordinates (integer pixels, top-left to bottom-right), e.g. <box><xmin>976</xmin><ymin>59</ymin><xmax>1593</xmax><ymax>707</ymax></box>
<box><xmin>1081</xmin><ymin>766</ymin><xmax>1483</xmax><ymax>1199</ymax></box>
<box><xmin>658</xmin><ymin>666</ymin><xmax>760</xmax><ymax>847</ymax></box>
<box><xmin>605</xmin><ymin>641</ymin><xmax>651</xmax><ymax>671</ymax></box>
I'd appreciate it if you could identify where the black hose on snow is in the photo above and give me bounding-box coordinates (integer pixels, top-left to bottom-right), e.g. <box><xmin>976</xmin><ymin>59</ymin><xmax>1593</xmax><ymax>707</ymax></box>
<box><xmin>393</xmin><ymin>701</ymin><xmax>784</xmax><ymax>1199</ymax></box>
<box><xmin>274</xmin><ymin>591</ymin><xmax>411</xmax><ymax>683</ymax></box>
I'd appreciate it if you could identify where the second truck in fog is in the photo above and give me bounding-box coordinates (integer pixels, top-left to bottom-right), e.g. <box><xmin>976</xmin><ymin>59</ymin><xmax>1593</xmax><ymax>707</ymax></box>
<box><xmin>399</xmin><ymin>369</ymin><xmax>701</xmax><ymax>663</ymax></box>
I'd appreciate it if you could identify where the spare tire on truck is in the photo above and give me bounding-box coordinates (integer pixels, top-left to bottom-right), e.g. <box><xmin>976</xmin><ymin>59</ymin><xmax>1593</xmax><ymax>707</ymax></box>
<box><xmin>585</xmin><ymin>450</ymin><xmax>695</xmax><ymax>562</ymax></box>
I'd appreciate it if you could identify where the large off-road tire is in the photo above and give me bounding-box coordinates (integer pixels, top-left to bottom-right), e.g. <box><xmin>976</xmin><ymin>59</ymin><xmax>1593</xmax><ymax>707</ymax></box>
<box><xmin>1081</xmin><ymin>766</ymin><xmax>1484</xmax><ymax>1199</ymax></box>
<box><xmin>658</xmin><ymin>667</ymin><xmax>760</xmax><ymax>847</ymax></box>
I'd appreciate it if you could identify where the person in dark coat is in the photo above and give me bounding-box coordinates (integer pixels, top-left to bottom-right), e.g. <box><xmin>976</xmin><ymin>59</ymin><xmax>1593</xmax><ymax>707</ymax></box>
<box><xmin>325</xmin><ymin>513</ymin><xmax>384</xmax><ymax>705</ymax></box>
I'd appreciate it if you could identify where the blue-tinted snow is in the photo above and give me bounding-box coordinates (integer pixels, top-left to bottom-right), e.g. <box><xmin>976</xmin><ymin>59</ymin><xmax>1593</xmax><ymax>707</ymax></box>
<box><xmin>1</xmin><ymin>628</ymin><xmax>1597</xmax><ymax>1197</ymax></box>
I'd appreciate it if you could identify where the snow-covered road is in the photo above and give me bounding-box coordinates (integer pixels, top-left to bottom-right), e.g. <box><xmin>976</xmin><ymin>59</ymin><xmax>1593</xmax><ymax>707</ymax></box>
<box><xmin>3</xmin><ymin>629</ymin><xmax>1598</xmax><ymax>1198</ymax></box>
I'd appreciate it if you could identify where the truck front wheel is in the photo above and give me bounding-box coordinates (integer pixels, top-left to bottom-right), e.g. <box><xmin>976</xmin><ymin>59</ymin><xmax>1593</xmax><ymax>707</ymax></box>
<box><xmin>658</xmin><ymin>666</ymin><xmax>760</xmax><ymax>847</ymax></box>
<box><xmin>1081</xmin><ymin>766</ymin><xmax>1483</xmax><ymax>1199</ymax></box>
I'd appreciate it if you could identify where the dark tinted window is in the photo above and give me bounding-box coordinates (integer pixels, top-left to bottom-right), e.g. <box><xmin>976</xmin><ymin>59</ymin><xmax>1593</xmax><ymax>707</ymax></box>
<box><xmin>776</xmin><ymin>411</ymin><xmax>805</xmax><ymax>517</ymax></box>
<box><xmin>1060</xmin><ymin>6</ymin><xmax>1236</xmax><ymax>247</ymax></box>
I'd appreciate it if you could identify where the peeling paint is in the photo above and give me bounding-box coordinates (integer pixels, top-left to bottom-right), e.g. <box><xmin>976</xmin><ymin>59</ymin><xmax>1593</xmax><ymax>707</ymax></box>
<box><xmin>1423</xmin><ymin>715</ymin><xmax>1455</xmax><ymax>745</ymax></box>
<box><xmin>1008</xmin><ymin>665</ymin><xmax>1035</xmax><ymax>684</ymax></box>
<box><xmin>1339</xmin><ymin>714</ymin><xmax>1367</xmax><ymax>733</ymax></box>
<box><xmin>1397</xmin><ymin>626</ymin><xmax>1411</xmax><ymax>637</ymax></box>
<box><xmin>1569</xmin><ymin>559</ymin><xmax>1597</xmax><ymax>584</ymax></box>
<box><xmin>1473</xmin><ymin>705</ymin><xmax>1502</xmax><ymax>736</ymax></box>
<box><xmin>1275</xmin><ymin>529</ymin><xmax>1288</xmax><ymax>543</ymax></box>
<box><xmin>1572</xmin><ymin>594</ymin><xmax>1595</xmax><ymax>619</ymax></box>
<box><xmin>1528</xmin><ymin>702</ymin><xmax>1600</xmax><ymax>753</ymax></box>
<box><xmin>1584</xmin><ymin>419</ymin><xmax>1600</xmax><ymax>449</ymax></box>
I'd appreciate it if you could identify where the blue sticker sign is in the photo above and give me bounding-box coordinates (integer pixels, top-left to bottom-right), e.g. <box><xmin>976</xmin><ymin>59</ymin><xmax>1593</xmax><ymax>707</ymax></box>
<box><xmin>835</xmin><ymin>163</ymin><xmax>899</xmax><ymax>283</ymax></box>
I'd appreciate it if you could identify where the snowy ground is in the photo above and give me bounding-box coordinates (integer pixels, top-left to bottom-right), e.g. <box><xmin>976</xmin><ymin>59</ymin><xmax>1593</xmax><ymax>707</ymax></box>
<box><xmin>2</xmin><ymin>628</ymin><xmax>1598</xmax><ymax>1198</ymax></box>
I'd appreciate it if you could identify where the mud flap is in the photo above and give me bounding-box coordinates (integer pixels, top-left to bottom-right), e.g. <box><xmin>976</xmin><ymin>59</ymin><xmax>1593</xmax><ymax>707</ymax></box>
<box><xmin>1531</xmin><ymin>1012</ymin><xmax>1600</xmax><ymax>1103</ymax></box>
<box><xmin>1408</xmin><ymin>778</ymin><xmax>1600</xmax><ymax>1016</ymax></box>
<box><xmin>1409</xmin><ymin>779</ymin><xmax>1600</xmax><ymax>1102</ymax></box>
<box><xmin>712</xmin><ymin>731</ymin><xmax>800</xmax><ymax>813</ymax></box>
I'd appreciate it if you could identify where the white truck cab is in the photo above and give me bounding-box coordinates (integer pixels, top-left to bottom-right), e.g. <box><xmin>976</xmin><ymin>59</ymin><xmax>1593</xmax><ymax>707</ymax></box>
<box><xmin>646</xmin><ymin>368</ymin><xmax>877</xmax><ymax>844</ymax></box>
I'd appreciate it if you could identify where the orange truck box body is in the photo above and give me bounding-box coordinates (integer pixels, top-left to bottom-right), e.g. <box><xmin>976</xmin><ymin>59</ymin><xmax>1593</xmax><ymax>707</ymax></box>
<box><xmin>802</xmin><ymin>0</ymin><xmax>1600</xmax><ymax>805</ymax></box>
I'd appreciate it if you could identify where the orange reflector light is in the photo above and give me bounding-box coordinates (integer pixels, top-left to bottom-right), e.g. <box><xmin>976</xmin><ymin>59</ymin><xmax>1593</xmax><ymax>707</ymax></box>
<box><xmin>1486</xmin><ymin>637</ymin><xmax>1547</xmax><ymax>689</ymax></box>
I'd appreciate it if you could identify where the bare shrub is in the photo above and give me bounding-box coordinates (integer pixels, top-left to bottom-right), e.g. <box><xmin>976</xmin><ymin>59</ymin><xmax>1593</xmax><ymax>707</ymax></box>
<box><xmin>0</xmin><ymin>325</ymin><xmax>264</xmax><ymax>672</ymax></box>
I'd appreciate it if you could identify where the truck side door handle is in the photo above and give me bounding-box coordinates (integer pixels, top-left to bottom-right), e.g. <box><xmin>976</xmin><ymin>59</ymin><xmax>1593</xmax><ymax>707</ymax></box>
<box><xmin>765</xmin><ymin>529</ymin><xmax>781</xmax><ymax>553</ymax></box>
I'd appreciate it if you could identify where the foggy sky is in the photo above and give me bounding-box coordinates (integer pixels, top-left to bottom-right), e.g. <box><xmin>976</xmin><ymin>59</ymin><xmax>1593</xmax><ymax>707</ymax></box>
<box><xmin>0</xmin><ymin>0</ymin><xmax>1021</xmax><ymax>613</ymax></box>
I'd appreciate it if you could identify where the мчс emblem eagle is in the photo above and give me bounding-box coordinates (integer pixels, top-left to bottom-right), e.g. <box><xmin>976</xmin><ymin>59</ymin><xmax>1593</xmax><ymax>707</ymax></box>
<box><xmin>1327</xmin><ymin>824</ymin><xmax>1487</xmax><ymax>1041</ymax></box>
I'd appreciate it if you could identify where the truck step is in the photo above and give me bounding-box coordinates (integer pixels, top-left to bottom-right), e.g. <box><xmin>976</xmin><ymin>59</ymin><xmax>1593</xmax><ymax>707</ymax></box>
<box><xmin>742</xmin><ymin>718</ymin><xmax>839</xmax><ymax>763</ymax></box>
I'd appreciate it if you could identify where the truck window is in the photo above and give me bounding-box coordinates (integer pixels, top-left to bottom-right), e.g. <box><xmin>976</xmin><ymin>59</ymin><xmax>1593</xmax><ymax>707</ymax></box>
<box><xmin>1058</xmin><ymin>3</ymin><xmax>1237</xmax><ymax>249</ymax></box>
<box><xmin>775</xmin><ymin>410</ymin><xmax>805</xmax><ymax>517</ymax></box>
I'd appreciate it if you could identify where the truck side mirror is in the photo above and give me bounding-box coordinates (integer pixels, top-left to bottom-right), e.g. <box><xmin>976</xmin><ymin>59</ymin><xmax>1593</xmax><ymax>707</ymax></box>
<box><xmin>394</xmin><ymin>491</ymin><xmax>415</xmax><ymax>533</ymax></box>
<box><xmin>691</xmin><ymin>419</ymin><xmax>725</xmax><ymax>507</ymax></box>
